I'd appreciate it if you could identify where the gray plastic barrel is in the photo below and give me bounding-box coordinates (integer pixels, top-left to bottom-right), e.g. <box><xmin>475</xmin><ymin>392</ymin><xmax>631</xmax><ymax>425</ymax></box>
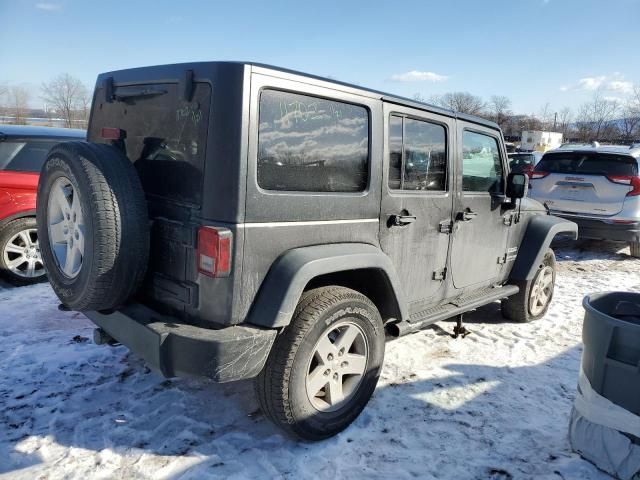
<box><xmin>582</xmin><ymin>291</ymin><xmax>640</xmax><ymax>416</ymax></box>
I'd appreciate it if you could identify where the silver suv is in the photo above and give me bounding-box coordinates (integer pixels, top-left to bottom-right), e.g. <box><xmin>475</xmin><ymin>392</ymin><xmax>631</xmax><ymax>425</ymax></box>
<box><xmin>529</xmin><ymin>145</ymin><xmax>640</xmax><ymax>257</ymax></box>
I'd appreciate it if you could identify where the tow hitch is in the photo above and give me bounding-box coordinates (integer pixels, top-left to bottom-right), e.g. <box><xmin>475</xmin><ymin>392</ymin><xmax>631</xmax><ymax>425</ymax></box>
<box><xmin>93</xmin><ymin>328</ymin><xmax>119</xmax><ymax>346</ymax></box>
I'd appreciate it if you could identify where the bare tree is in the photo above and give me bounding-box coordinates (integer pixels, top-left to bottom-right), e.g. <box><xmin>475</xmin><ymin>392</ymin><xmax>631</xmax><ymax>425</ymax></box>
<box><xmin>429</xmin><ymin>92</ymin><xmax>486</xmax><ymax>115</ymax></box>
<box><xmin>0</xmin><ymin>83</ymin><xmax>7</xmax><ymax>123</ymax></box>
<box><xmin>620</xmin><ymin>84</ymin><xmax>640</xmax><ymax>142</ymax></box>
<box><xmin>487</xmin><ymin>95</ymin><xmax>512</xmax><ymax>130</ymax></box>
<box><xmin>41</xmin><ymin>73</ymin><xmax>90</xmax><ymax>128</ymax></box>
<box><xmin>558</xmin><ymin>107</ymin><xmax>572</xmax><ymax>138</ymax></box>
<box><xmin>574</xmin><ymin>91</ymin><xmax>620</xmax><ymax>142</ymax></box>
<box><xmin>538</xmin><ymin>102</ymin><xmax>554</xmax><ymax>131</ymax></box>
<box><xmin>8</xmin><ymin>86</ymin><xmax>31</xmax><ymax>124</ymax></box>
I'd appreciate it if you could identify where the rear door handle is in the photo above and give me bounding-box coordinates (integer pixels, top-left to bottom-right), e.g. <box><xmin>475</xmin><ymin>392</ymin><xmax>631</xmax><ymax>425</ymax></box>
<box><xmin>391</xmin><ymin>214</ymin><xmax>417</xmax><ymax>226</ymax></box>
<box><xmin>457</xmin><ymin>210</ymin><xmax>478</xmax><ymax>222</ymax></box>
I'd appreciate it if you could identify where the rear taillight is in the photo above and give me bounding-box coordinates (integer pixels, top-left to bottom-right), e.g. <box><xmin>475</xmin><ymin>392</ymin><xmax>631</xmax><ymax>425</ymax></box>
<box><xmin>197</xmin><ymin>226</ymin><xmax>232</xmax><ymax>277</ymax></box>
<box><xmin>529</xmin><ymin>171</ymin><xmax>549</xmax><ymax>179</ymax></box>
<box><xmin>607</xmin><ymin>175</ymin><xmax>640</xmax><ymax>196</ymax></box>
<box><xmin>101</xmin><ymin>127</ymin><xmax>126</xmax><ymax>140</ymax></box>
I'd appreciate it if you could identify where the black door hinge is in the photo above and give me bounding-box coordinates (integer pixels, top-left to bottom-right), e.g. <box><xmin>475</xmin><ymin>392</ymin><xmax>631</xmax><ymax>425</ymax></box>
<box><xmin>438</xmin><ymin>220</ymin><xmax>453</xmax><ymax>234</ymax></box>
<box><xmin>433</xmin><ymin>268</ymin><xmax>447</xmax><ymax>281</ymax></box>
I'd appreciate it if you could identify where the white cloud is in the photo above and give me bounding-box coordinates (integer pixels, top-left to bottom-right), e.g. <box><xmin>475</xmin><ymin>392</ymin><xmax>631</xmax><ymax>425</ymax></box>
<box><xmin>577</xmin><ymin>76</ymin><xmax>606</xmax><ymax>90</ymax></box>
<box><xmin>560</xmin><ymin>74</ymin><xmax>635</xmax><ymax>94</ymax></box>
<box><xmin>35</xmin><ymin>2</ymin><xmax>61</xmax><ymax>10</ymax></box>
<box><xmin>603</xmin><ymin>96</ymin><xmax>622</xmax><ymax>103</ymax></box>
<box><xmin>608</xmin><ymin>80</ymin><xmax>633</xmax><ymax>93</ymax></box>
<box><xmin>390</xmin><ymin>70</ymin><xmax>448</xmax><ymax>82</ymax></box>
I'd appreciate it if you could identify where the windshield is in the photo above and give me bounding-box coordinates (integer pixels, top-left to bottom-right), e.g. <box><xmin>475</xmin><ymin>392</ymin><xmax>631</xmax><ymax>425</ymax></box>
<box><xmin>534</xmin><ymin>152</ymin><xmax>637</xmax><ymax>176</ymax></box>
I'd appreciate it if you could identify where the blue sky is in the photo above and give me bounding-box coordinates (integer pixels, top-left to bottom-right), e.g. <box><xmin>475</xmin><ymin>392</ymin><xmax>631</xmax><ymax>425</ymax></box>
<box><xmin>1</xmin><ymin>0</ymin><xmax>638</xmax><ymax>114</ymax></box>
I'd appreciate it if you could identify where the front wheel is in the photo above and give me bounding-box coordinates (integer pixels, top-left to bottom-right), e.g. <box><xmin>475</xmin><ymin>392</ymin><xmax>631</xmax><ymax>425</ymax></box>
<box><xmin>630</xmin><ymin>241</ymin><xmax>640</xmax><ymax>258</ymax></box>
<box><xmin>255</xmin><ymin>286</ymin><xmax>385</xmax><ymax>440</ymax></box>
<box><xmin>501</xmin><ymin>249</ymin><xmax>556</xmax><ymax>323</ymax></box>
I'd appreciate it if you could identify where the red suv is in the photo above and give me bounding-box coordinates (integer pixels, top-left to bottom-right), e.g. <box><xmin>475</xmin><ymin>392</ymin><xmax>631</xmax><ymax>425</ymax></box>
<box><xmin>0</xmin><ymin>125</ymin><xmax>85</xmax><ymax>283</ymax></box>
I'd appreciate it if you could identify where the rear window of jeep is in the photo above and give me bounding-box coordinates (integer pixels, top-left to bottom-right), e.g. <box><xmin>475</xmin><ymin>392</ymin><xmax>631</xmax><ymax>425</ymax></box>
<box><xmin>89</xmin><ymin>83</ymin><xmax>211</xmax><ymax>205</ymax></box>
<box><xmin>257</xmin><ymin>89</ymin><xmax>369</xmax><ymax>192</ymax></box>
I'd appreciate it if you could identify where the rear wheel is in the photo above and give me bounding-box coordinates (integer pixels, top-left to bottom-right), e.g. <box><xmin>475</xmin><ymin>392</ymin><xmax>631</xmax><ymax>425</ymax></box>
<box><xmin>501</xmin><ymin>249</ymin><xmax>556</xmax><ymax>323</ymax></box>
<box><xmin>0</xmin><ymin>218</ymin><xmax>46</xmax><ymax>284</ymax></box>
<box><xmin>630</xmin><ymin>241</ymin><xmax>640</xmax><ymax>258</ymax></box>
<box><xmin>255</xmin><ymin>286</ymin><xmax>385</xmax><ymax>440</ymax></box>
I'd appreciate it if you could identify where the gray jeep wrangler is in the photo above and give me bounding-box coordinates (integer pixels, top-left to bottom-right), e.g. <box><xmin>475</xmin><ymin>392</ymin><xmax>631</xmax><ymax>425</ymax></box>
<box><xmin>36</xmin><ymin>62</ymin><xmax>577</xmax><ymax>440</ymax></box>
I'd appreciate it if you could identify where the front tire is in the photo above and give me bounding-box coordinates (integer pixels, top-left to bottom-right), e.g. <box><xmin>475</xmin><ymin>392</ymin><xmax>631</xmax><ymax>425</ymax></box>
<box><xmin>630</xmin><ymin>241</ymin><xmax>640</xmax><ymax>258</ymax></box>
<box><xmin>255</xmin><ymin>286</ymin><xmax>385</xmax><ymax>440</ymax></box>
<box><xmin>501</xmin><ymin>249</ymin><xmax>556</xmax><ymax>323</ymax></box>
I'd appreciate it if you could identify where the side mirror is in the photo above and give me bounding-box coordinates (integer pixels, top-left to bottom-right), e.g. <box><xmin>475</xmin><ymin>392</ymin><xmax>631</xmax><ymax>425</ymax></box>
<box><xmin>506</xmin><ymin>172</ymin><xmax>529</xmax><ymax>200</ymax></box>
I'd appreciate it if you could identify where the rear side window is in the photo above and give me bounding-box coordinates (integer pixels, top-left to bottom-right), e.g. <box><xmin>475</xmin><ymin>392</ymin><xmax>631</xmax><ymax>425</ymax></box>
<box><xmin>388</xmin><ymin>114</ymin><xmax>447</xmax><ymax>191</ymax></box>
<box><xmin>257</xmin><ymin>89</ymin><xmax>369</xmax><ymax>192</ymax></box>
<box><xmin>535</xmin><ymin>153</ymin><xmax>638</xmax><ymax>176</ymax></box>
<box><xmin>89</xmin><ymin>83</ymin><xmax>211</xmax><ymax>205</ymax></box>
<box><xmin>462</xmin><ymin>130</ymin><xmax>504</xmax><ymax>193</ymax></box>
<box><xmin>0</xmin><ymin>140</ymin><xmax>58</xmax><ymax>172</ymax></box>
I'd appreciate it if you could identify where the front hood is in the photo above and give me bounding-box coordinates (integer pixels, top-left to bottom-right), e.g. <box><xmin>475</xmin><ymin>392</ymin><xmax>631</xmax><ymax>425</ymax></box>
<box><xmin>520</xmin><ymin>196</ymin><xmax>547</xmax><ymax>213</ymax></box>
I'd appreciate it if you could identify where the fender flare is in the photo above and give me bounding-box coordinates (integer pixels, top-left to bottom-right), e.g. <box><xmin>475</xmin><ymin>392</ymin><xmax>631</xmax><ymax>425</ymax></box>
<box><xmin>509</xmin><ymin>214</ymin><xmax>578</xmax><ymax>281</ymax></box>
<box><xmin>246</xmin><ymin>243</ymin><xmax>407</xmax><ymax>328</ymax></box>
<box><xmin>0</xmin><ymin>209</ymin><xmax>36</xmax><ymax>230</ymax></box>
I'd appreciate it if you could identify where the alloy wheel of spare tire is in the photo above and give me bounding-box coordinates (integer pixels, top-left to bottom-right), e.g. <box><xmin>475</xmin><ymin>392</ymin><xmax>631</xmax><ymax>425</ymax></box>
<box><xmin>37</xmin><ymin>141</ymin><xmax>149</xmax><ymax>311</ymax></box>
<box><xmin>47</xmin><ymin>176</ymin><xmax>84</xmax><ymax>278</ymax></box>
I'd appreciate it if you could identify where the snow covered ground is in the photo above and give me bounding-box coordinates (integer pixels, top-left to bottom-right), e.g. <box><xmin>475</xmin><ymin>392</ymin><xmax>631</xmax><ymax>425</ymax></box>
<box><xmin>1</xmin><ymin>240</ymin><xmax>639</xmax><ymax>480</ymax></box>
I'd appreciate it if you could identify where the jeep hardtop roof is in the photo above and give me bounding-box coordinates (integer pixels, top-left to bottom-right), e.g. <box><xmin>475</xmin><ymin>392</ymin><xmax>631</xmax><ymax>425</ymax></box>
<box><xmin>94</xmin><ymin>61</ymin><xmax>500</xmax><ymax>131</ymax></box>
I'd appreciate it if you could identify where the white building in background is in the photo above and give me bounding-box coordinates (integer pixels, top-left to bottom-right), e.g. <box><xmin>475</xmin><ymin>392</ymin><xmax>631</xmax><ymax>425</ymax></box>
<box><xmin>520</xmin><ymin>130</ymin><xmax>563</xmax><ymax>152</ymax></box>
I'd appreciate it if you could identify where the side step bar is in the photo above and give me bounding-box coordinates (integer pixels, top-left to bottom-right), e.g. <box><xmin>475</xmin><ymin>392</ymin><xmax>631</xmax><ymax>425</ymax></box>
<box><xmin>388</xmin><ymin>285</ymin><xmax>520</xmax><ymax>337</ymax></box>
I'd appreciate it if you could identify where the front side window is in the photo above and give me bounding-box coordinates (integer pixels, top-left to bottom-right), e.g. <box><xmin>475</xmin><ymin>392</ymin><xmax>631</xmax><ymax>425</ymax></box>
<box><xmin>257</xmin><ymin>89</ymin><xmax>369</xmax><ymax>192</ymax></box>
<box><xmin>388</xmin><ymin>114</ymin><xmax>447</xmax><ymax>191</ymax></box>
<box><xmin>462</xmin><ymin>130</ymin><xmax>504</xmax><ymax>193</ymax></box>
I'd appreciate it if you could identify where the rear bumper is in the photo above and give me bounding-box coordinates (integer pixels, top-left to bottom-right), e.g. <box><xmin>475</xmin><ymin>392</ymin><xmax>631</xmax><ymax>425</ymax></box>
<box><xmin>555</xmin><ymin>215</ymin><xmax>639</xmax><ymax>243</ymax></box>
<box><xmin>84</xmin><ymin>304</ymin><xmax>277</xmax><ymax>383</ymax></box>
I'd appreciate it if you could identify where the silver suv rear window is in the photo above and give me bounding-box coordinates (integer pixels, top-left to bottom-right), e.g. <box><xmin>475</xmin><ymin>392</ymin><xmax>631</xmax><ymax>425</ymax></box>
<box><xmin>535</xmin><ymin>152</ymin><xmax>637</xmax><ymax>176</ymax></box>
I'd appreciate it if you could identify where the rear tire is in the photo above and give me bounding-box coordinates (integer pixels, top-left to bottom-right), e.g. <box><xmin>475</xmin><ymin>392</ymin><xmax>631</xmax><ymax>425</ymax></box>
<box><xmin>36</xmin><ymin>142</ymin><xmax>149</xmax><ymax>311</ymax></box>
<box><xmin>0</xmin><ymin>217</ymin><xmax>46</xmax><ymax>285</ymax></box>
<box><xmin>630</xmin><ymin>241</ymin><xmax>640</xmax><ymax>258</ymax></box>
<box><xmin>255</xmin><ymin>286</ymin><xmax>385</xmax><ymax>440</ymax></box>
<box><xmin>501</xmin><ymin>249</ymin><xmax>556</xmax><ymax>323</ymax></box>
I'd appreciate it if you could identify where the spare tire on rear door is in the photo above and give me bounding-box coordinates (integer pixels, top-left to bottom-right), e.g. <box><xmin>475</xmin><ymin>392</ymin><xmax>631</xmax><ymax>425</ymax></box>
<box><xmin>37</xmin><ymin>141</ymin><xmax>149</xmax><ymax>311</ymax></box>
